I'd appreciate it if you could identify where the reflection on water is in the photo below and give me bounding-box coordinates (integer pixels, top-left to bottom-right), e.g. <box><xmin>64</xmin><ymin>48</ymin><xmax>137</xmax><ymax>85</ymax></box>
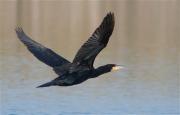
<box><xmin>0</xmin><ymin>1</ymin><xmax>179</xmax><ymax>115</ymax></box>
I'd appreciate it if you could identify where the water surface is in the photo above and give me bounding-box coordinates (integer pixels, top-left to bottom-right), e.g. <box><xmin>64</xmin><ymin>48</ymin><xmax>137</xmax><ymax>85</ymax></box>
<box><xmin>0</xmin><ymin>1</ymin><xmax>179</xmax><ymax>115</ymax></box>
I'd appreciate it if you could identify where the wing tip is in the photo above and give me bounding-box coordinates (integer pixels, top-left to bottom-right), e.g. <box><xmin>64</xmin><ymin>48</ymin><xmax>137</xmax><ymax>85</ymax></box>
<box><xmin>15</xmin><ymin>26</ymin><xmax>28</xmax><ymax>42</ymax></box>
<box><xmin>101</xmin><ymin>12</ymin><xmax>115</xmax><ymax>28</ymax></box>
<box><xmin>107</xmin><ymin>12</ymin><xmax>114</xmax><ymax>17</ymax></box>
<box><xmin>106</xmin><ymin>12</ymin><xmax>114</xmax><ymax>21</ymax></box>
<box><xmin>15</xmin><ymin>26</ymin><xmax>24</xmax><ymax>34</ymax></box>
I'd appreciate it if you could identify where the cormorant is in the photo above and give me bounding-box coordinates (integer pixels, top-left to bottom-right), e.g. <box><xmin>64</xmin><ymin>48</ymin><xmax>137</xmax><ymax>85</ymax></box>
<box><xmin>15</xmin><ymin>12</ymin><xmax>123</xmax><ymax>87</ymax></box>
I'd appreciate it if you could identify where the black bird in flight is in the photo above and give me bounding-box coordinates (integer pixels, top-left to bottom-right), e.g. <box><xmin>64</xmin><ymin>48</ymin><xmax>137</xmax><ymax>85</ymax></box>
<box><xmin>15</xmin><ymin>12</ymin><xmax>123</xmax><ymax>87</ymax></box>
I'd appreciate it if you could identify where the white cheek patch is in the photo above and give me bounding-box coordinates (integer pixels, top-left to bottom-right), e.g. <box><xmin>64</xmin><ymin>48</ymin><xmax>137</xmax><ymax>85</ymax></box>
<box><xmin>111</xmin><ymin>66</ymin><xmax>123</xmax><ymax>71</ymax></box>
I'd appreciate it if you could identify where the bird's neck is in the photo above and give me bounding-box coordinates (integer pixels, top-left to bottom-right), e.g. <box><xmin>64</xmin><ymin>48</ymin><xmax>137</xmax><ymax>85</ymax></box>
<box><xmin>91</xmin><ymin>65</ymin><xmax>111</xmax><ymax>78</ymax></box>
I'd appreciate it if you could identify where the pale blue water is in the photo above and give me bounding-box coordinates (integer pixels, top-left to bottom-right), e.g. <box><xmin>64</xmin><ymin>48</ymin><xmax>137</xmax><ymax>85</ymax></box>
<box><xmin>1</xmin><ymin>53</ymin><xmax>179</xmax><ymax>115</ymax></box>
<box><xmin>0</xmin><ymin>1</ymin><xmax>179</xmax><ymax>114</ymax></box>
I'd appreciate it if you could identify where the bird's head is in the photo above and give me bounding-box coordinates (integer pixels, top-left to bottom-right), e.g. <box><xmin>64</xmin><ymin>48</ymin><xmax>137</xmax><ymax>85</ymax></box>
<box><xmin>105</xmin><ymin>64</ymin><xmax>124</xmax><ymax>72</ymax></box>
<box><xmin>91</xmin><ymin>64</ymin><xmax>124</xmax><ymax>78</ymax></box>
<box><xmin>97</xmin><ymin>64</ymin><xmax>124</xmax><ymax>73</ymax></box>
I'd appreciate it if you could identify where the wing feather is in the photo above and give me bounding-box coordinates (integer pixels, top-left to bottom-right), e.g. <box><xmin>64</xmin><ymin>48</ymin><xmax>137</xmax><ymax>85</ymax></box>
<box><xmin>15</xmin><ymin>27</ymin><xmax>70</xmax><ymax>67</ymax></box>
<box><xmin>73</xmin><ymin>12</ymin><xmax>115</xmax><ymax>68</ymax></box>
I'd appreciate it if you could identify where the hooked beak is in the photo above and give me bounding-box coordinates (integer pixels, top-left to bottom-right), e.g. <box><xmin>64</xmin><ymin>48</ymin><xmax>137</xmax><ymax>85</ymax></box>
<box><xmin>111</xmin><ymin>65</ymin><xmax>124</xmax><ymax>71</ymax></box>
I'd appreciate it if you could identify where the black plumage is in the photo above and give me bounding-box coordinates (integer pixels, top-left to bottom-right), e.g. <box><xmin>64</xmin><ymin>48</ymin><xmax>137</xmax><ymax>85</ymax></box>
<box><xmin>15</xmin><ymin>12</ymin><xmax>122</xmax><ymax>87</ymax></box>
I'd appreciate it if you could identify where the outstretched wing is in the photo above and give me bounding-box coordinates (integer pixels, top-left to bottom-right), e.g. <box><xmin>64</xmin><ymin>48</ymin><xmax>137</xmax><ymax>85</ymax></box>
<box><xmin>15</xmin><ymin>27</ymin><xmax>70</xmax><ymax>67</ymax></box>
<box><xmin>73</xmin><ymin>12</ymin><xmax>115</xmax><ymax>68</ymax></box>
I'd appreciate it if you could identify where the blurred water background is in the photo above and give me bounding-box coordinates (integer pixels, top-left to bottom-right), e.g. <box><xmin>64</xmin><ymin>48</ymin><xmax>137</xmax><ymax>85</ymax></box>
<box><xmin>0</xmin><ymin>0</ymin><xmax>179</xmax><ymax>115</ymax></box>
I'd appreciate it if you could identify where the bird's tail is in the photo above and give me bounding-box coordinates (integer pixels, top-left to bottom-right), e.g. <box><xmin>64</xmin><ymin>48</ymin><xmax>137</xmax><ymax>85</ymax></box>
<box><xmin>36</xmin><ymin>81</ymin><xmax>55</xmax><ymax>88</ymax></box>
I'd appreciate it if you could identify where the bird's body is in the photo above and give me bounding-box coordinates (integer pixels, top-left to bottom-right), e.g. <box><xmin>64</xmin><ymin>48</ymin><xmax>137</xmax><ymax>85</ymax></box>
<box><xmin>41</xmin><ymin>63</ymin><xmax>114</xmax><ymax>87</ymax></box>
<box><xmin>50</xmin><ymin>63</ymin><xmax>92</xmax><ymax>86</ymax></box>
<box><xmin>15</xmin><ymin>12</ymin><xmax>123</xmax><ymax>87</ymax></box>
